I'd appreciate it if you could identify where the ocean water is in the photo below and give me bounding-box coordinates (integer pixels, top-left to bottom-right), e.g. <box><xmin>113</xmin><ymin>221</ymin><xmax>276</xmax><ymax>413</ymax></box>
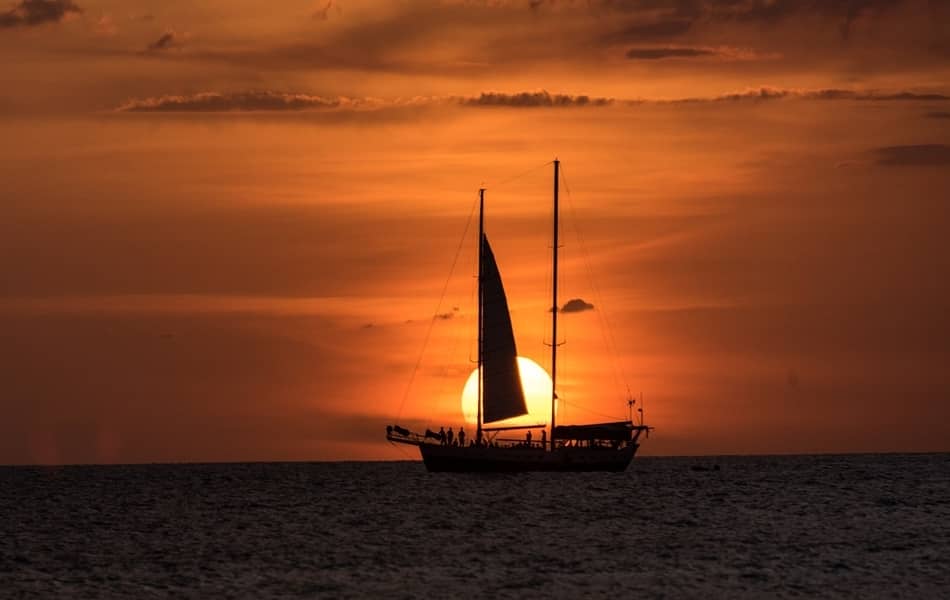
<box><xmin>2</xmin><ymin>454</ymin><xmax>949</xmax><ymax>598</ymax></box>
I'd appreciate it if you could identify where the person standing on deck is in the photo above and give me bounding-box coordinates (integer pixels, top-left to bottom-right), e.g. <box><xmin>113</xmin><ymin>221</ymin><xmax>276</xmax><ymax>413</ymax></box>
<box><xmin>458</xmin><ymin>427</ymin><xmax>466</xmax><ymax>447</ymax></box>
<box><xmin>541</xmin><ymin>429</ymin><xmax>547</xmax><ymax>450</ymax></box>
<box><xmin>447</xmin><ymin>427</ymin><xmax>454</xmax><ymax>446</ymax></box>
<box><xmin>526</xmin><ymin>430</ymin><xmax>532</xmax><ymax>447</ymax></box>
<box><xmin>439</xmin><ymin>427</ymin><xmax>446</xmax><ymax>446</ymax></box>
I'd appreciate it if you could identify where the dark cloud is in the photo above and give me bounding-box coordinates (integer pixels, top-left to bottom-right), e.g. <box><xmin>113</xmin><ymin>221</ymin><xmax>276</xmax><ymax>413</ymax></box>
<box><xmin>874</xmin><ymin>144</ymin><xmax>950</xmax><ymax>166</ymax></box>
<box><xmin>0</xmin><ymin>0</ymin><xmax>80</xmax><ymax>28</ymax></box>
<box><xmin>626</xmin><ymin>47</ymin><xmax>716</xmax><ymax>59</ymax></box>
<box><xmin>560</xmin><ymin>298</ymin><xmax>595</xmax><ymax>313</ymax></box>
<box><xmin>674</xmin><ymin>86</ymin><xmax>792</xmax><ymax>103</ymax></box>
<box><xmin>619</xmin><ymin>40</ymin><xmax>773</xmax><ymax>63</ymax></box>
<box><xmin>116</xmin><ymin>91</ymin><xmax>345</xmax><ymax>112</ymax></box>
<box><xmin>146</xmin><ymin>31</ymin><xmax>177</xmax><ymax>52</ymax></box>
<box><xmin>462</xmin><ymin>90</ymin><xmax>612</xmax><ymax>107</ymax></box>
<box><xmin>670</xmin><ymin>87</ymin><xmax>950</xmax><ymax>104</ymax></box>
<box><xmin>115</xmin><ymin>89</ymin><xmax>616</xmax><ymax>114</ymax></box>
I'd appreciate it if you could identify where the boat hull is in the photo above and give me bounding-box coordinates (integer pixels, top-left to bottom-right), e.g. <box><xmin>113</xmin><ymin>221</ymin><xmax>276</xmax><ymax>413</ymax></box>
<box><xmin>419</xmin><ymin>443</ymin><xmax>638</xmax><ymax>472</ymax></box>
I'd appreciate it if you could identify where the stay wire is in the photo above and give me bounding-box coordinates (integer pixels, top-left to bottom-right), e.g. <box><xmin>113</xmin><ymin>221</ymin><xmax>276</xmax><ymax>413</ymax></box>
<box><xmin>468</xmin><ymin>236</ymin><xmax>479</xmax><ymax>364</ymax></box>
<box><xmin>485</xmin><ymin>160</ymin><xmax>553</xmax><ymax>191</ymax></box>
<box><xmin>432</xmin><ymin>295</ymin><xmax>465</xmax><ymax>431</ymax></box>
<box><xmin>560</xmin><ymin>397</ymin><xmax>624</xmax><ymax>422</ymax></box>
<box><xmin>560</xmin><ymin>165</ymin><xmax>632</xmax><ymax>414</ymax></box>
<box><xmin>394</xmin><ymin>192</ymin><xmax>480</xmax><ymax>423</ymax></box>
<box><xmin>561</xmin><ymin>166</ymin><xmax>626</xmax><ymax>400</ymax></box>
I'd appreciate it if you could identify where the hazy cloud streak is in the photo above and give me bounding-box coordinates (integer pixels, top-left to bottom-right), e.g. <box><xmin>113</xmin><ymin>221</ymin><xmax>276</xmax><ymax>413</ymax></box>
<box><xmin>115</xmin><ymin>87</ymin><xmax>950</xmax><ymax>114</ymax></box>
<box><xmin>874</xmin><ymin>144</ymin><xmax>950</xmax><ymax>166</ymax></box>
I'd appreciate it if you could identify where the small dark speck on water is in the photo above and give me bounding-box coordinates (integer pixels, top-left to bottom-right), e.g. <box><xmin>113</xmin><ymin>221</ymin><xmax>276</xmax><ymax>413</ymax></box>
<box><xmin>2</xmin><ymin>454</ymin><xmax>949</xmax><ymax>597</ymax></box>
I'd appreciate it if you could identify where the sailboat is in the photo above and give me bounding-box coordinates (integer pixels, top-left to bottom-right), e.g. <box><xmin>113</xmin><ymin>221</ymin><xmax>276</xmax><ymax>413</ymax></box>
<box><xmin>386</xmin><ymin>160</ymin><xmax>650</xmax><ymax>472</ymax></box>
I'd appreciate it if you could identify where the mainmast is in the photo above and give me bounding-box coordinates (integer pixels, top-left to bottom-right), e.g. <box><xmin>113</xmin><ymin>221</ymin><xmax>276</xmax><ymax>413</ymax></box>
<box><xmin>550</xmin><ymin>159</ymin><xmax>559</xmax><ymax>451</ymax></box>
<box><xmin>477</xmin><ymin>188</ymin><xmax>485</xmax><ymax>446</ymax></box>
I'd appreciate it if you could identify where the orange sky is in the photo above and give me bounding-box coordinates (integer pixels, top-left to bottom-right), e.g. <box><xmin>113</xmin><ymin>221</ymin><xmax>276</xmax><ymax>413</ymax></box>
<box><xmin>2</xmin><ymin>0</ymin><xmax>949</xmax><ymax>464</ymax></box>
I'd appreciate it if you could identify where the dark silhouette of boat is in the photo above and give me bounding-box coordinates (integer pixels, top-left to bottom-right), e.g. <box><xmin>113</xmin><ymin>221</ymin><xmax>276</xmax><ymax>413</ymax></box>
<box><xmin>387</xmin><ymin>160</ymin><xmax>650</xmax><ymax>472</ymax></box>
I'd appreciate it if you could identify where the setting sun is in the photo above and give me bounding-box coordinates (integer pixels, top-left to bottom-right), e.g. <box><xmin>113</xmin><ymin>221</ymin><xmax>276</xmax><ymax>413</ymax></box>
<box><xmin>460</xmin><ymin>356</ymin><xmax>555</xmax><ymax>427</ymax></box>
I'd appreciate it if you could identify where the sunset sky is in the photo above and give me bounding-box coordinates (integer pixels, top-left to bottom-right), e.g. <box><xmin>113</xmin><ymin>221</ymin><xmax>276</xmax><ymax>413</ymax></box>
<box><xmin>2</xmin><ymin>0</ymin><xmax>949</xmax><ymax>464</ymax></box>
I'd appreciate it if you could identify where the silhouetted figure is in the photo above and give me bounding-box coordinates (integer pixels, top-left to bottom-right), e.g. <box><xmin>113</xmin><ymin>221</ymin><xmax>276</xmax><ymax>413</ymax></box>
<box><xmin>439</xmin><ymin>427</ymin><xmax>446</xmax><ymax>446</ymax></box>
<box><xmin>526</xmin><ymin>430</ymin><xmax>532</xmax><ymax>447</ymax></box>
<box><xmin>541</xmin><ymin>429</ymin><xmax>547</xmax><ymax>449</ymax></box>
<box><xmin>476</xmin><ymin>430</ymin><xmax>483</xmax><ymax>447</ymax></box>
<box><xmin>447</xmin><ymin>427</ymin><xmax>454</xmax><ymax>446</ymax></box>
<box><xmin>458</xmin><ymin>427</ymin><xmax>466</xmax><ymax>447</ymax></box>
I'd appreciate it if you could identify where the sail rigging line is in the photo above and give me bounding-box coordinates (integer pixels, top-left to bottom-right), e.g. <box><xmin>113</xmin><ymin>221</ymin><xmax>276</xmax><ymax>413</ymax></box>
<box><xmin>467</xmin><ymin>229</ymin><xmax>479</xmax><ymax>365</ymax></box>
<box><xmin>559</xmin><ymin>164</ymin><xmax>633</xmax><ymax>408</ymax></box>
<box><xmin>387</xmin><ymin>437</ymin><xmax>416</xmax><ymax>460</ymax></box>
<box><xmin>485</xmin><ymin>160</ymin><xmax>553</xmax><ymax>191</ymax></box>
<box><xmin>560</xmin><ymin>396</ymin><xmax>626</xmax><ymax>422</ymax></box>
<box><xmin>560</xmin><ymin>165</ymin><xmax>627</xmax><ymax>402</ymax></box>
<box><xmin>431</xmin><ymin>289</ymin><xmax>467</xmax><ymax>430</ymax></box>
<box><xmin>393</xmin><ymin>192</ymin><xmax>480</xmax><ymax>423</ymax></box>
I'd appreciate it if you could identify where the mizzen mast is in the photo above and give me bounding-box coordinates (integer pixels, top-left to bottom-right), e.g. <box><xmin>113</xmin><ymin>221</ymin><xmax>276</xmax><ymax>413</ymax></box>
<box><xmin>550</xmin><ymin>159</ymin><xmax>560</xmax><ymax>451</ymax></box>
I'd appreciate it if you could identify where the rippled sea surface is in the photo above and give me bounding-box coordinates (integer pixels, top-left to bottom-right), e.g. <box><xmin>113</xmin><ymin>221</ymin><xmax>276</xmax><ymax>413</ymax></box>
<box><xmin>3</xmin><ymin>454</ymin><xmax>949</xmax><ymax>598</ymax></box>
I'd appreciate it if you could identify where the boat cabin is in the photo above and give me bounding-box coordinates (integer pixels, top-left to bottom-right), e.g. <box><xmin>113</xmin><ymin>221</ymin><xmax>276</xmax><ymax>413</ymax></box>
<box><xmin>553</xmin><ymin>421</ymin><xmax>640</xmax><ymax>448</ymax></box>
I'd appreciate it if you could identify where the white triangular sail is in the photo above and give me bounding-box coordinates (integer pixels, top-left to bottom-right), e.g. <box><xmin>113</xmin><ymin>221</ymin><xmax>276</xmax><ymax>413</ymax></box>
<box><xmin>480</xmin><ymin>234</ymin><xmax>528</xmax><ymax>423</ymax></box>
